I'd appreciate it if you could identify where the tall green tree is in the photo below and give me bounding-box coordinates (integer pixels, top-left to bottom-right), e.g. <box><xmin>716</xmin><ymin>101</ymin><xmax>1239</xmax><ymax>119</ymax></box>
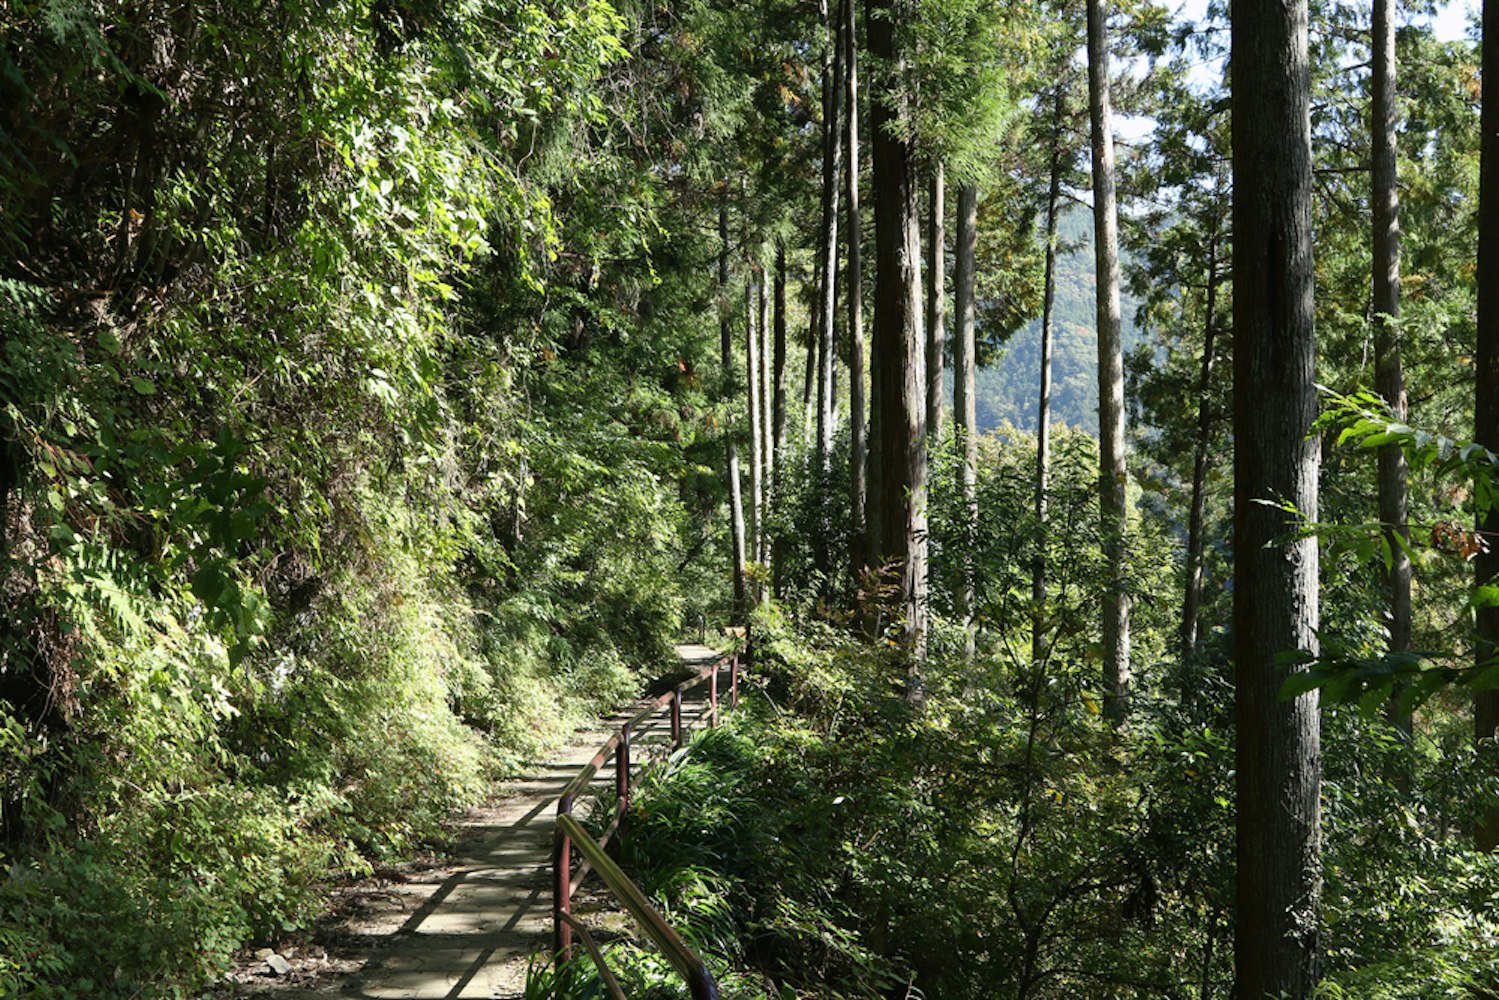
<box><xmin>1086</xmin><ymin>0</ymin><xmax>1131</xmax><ymax>724</ymax></box>
<box><xmin>1232</xmin><ymin>0</ymin><xmax>1323</xmax><ymax>993</ymax></box>
<box><xmin>867</xmin><ymin>0</ymin><xmax>930</xmax><ymax>668</ymax></box>
<box><xmin>846</xmin><ymin>0</ymin><xmax>869</xmax><ymax>577</ymax></box>
<box><xmin>1477</xmin><ymin>0</ymin><xmax>1499</xmax><ymax>853</ymax></box>
<box><xmin>1371</xmin><ymin>0</ymin><xmax>1412</xmax><ymax>738</ymax></box>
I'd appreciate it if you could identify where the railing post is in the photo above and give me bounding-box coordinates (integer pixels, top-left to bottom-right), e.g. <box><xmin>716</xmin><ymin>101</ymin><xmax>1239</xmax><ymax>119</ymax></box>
<box><xmin>617</xmin><ymin>722</ymin><xmax>632</xmax><ymax>818</ymax></box>
<box><xmin>730</xmin><ymin>652</ymin><xmax>739</xmax><ymax>709</ymax></box>
<box><xmin>686</xmin><ymin>965</ymin><xmax>724</xmax><ymax>1000</ymax></box>
<box><xmin>709</xmin><ymin>665</ymin><xmax>719</xmax><ymax>728</ymax></box>
<box><xmin>554</xmin><ymin>793</ymin><xmax>575</xmax><ymax>962</ymax></box>
<box><xmin>671</xmin><ymin>689</ymin><xmax>683</xmax><ymax>748</ymax></box>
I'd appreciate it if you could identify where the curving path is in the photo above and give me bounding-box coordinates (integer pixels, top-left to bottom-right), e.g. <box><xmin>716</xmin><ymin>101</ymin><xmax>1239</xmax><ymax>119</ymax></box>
<box><xmin>227</xmin><ymin>644</ymin><xmax>727</xmax><ymax>1000</ymax></box>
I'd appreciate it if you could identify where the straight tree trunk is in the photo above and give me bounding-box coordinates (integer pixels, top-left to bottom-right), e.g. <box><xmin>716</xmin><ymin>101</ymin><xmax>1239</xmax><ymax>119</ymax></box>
<box><xmin>746</xmin><ymin>272</ymin><xmax>764</xmax><ymax>585</ymax></box>
<box><xmin>1372</xmin><ymin>0</ymin><xmax>1412</xmax><ymax>737</ymax></box>
<box><xmin>772</xmin><ymin>242</ymin><xmax>790</xmax><ymax>597</ymax></box>
<box><xmin>1034</xmin><ymin>121</ymin><xmax>1063</xmax><ymax>667</ymax></box>
<box><xmin>720</xmin><ymin>196</ymin><xmax>747</xmax><ymax>619</ymax></box>
<box><xmin>772</xmin><ymin>242</ymin><xmax>789</xmax><ymax>487</ymax></box>
<box><xmin>1475</xmin><ymin>0</ymin><xmax>1499</xmax><ymax>852</ymax></box>
<box><xmin>1232</xmin><ymin>0</ymin><xmax>1322</xmax><ymax>992</ymax></box>
<box><xmin>759</xmin><ymin>271</ymin><xmax>773</xmax><ymax>563</ymax></box>
<box><xmin>803</xmin><ymin>284</ymin><xmax>815</xmax><ymax>446</ymax></box>
<box><xmin>953</xmin><ymin>182</ymin><xmax>979</xmax><ymax>659</ymax></box>
<box><xmin>868</xmin><ymin>0</ymin><xmax>928</xmax><ymax>676</ymax></box>
<box><xmin>846</xmin><ymin>0</ymin><xmax>868</xmax><ymax>573</ymax></box>
<box><xmin>1180</xmin><ymin>218</ymin><xmax>1221</xmax><ymax>669</ymax></box>
<box><xmin>926</xmin><ymin>162</ymin><xmax>947</xmax><ymax>445</ymax></box>
<box><xmin>817</xmin><ymin>0</ymin><xmax>845</xmax><ymax>483</ymax></box>
<box><xmin>1086</xmin><ymin>0</ymin><xmax>1131</xmax><ymax>724</ymax></box>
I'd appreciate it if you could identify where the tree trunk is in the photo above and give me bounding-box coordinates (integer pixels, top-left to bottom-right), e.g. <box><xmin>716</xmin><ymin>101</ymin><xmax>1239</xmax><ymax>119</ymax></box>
<box><xmin>1475</xmin><ymin>0</ymin><xmax>1499</xmax><ymax>853</ymax></box>
<box><xmin>805</xmin><ymin>256</ymin><xmax>821</xmax><ymax>447</ymax></box>
<box><xmin>746</xmin><ymin>272</ymin><xmax>764</xmax><ymax>587</ymax></box>
<box><xmin>1372</xmin><ymin>0</ymin><xmax>1412</xmax><ymax>737</ymax></box>
<box><xmin>720</xmin><ymin>196</ymin><xmax>748</xmax><ymax>619</ymax></box>
<box><xmin>953</xmin><ymin>183</ymin><xmax>979</xmax><ymax>659</ymax></box>
<box><xmin>1232</xmin><ymin>0</ymin><xmax>1322</xmax><ymax>992</ymax></box>
<box><xmin>846</xmin><ymin>0</ymin><xmax>868</xmax><ymax>575</ymax></box>
<box><xmin>1034</xmin><ymin>120</ymin><xmax>1062</xmax><ymax>667</ymax></box>
<box><xmin>759</xmin><ymin>270</ymin><xmax>773</xmax><ymax>563</ymax></box>
<box><xmin>868</xmin><ymin>0</ymin><xmax>928</xmax><ymax>677</ymax></box>
<box><xmin>817</xmin><ymin>0</ymin><xmax>845</xmax><ymax>486</ymax></box>
<box><xmin>1181</xmin><ymin>205</ymin><xmax>1221</xmax><ymax>669</ymax></box>
<box><xmin>773</xmin><ymin>242</ymin><xmax>789</xmax><ymax>488</ymax></box>
<box><xmin>772</xmin><ymin>242</ymin><xmax>790</xmax><ymax>597</ymax></box>
<box><xmin>926</xmin><ymin>162</ymin><xmax>947</xmax><ymax>445</ymax></box>
<box><xmin>1086</xmin><ymin>0</ymin><xmax>1130</xmax><ymax>724</ymax></box>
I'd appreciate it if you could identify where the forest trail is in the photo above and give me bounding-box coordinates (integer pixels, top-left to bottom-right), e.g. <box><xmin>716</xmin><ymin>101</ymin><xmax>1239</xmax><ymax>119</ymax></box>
<box><xmin>228</xmin><ymin>644</ymin><xmax>727</xmax><ymax>1000</ymax></box>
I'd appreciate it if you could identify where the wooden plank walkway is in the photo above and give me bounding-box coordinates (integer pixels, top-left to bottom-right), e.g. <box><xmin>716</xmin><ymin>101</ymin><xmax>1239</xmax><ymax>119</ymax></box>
<box><xmin>227</xmin><ymin>644</ymin><xmax>726</xmax><ymax>1000</ymax></box>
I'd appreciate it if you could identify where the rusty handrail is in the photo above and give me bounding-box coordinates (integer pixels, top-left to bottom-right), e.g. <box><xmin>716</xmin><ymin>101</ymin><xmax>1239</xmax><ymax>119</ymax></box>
<box><xmin>560</xmin><ymin>814</ymin><xmax>722</xmax><ymax>1000</ymax></box>
<box><xmin>552</xmin><ymin>649</ymin><xmax>743</xmax><ymax>1000</ymax></box>
<box><xmin>558</xmin><ymin>912</ymin><xmax>628</xmax><ymax>1000</ymax></box>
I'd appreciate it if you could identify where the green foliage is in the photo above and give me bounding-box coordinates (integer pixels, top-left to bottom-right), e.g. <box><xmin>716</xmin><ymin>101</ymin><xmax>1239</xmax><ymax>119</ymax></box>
<box><xmin>1265</xmin><ymin>389</ymin><xmax>1499</xmax><ymax>711</ymax></box>
<box><xmin>0</xmin><ymin>0</ymin><xmax>726</xmax><ymax>992</ymax></box>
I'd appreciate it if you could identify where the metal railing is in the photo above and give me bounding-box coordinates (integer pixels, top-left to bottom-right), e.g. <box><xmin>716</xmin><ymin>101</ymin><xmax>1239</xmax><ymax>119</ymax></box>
<box><xmin>552</xmin><ymin>650</ymin><xmax>742</xmax><ymax>1000</ymax></box>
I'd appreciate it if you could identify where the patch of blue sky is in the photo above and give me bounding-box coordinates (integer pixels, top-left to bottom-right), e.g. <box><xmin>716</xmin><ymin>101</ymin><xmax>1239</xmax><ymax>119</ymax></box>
<box><xmin>1113</xmin><ymin>0</ymin><xmax>1474</xmax><ymax>145</ymax></box>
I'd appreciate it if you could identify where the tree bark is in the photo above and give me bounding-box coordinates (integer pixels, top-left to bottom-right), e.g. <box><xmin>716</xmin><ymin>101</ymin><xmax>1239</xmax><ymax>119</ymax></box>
<box><xmin>1232</xmin><ymin>0</ymin><xmax>1322</xmax><ymax>992</ymax></box>
<box><xmin>746</xmin><ymin>272</ymin><xmax>764</xmax><ymax>586</ymax></box>
<box><xmin>1475</xmin><ymin>0</ymin><xmax>1499</xmax><ymax>852</ymax></box>
<box><xmin>846</xmin><ymin>0</ymin><xmax>868</xmax><ymax>575</ymax></box>
<box><xmin>954</xmin><ymin>182</ymin><xmax>979</xmax><ymax>659</ymax></box>
<box><xmin>759</xmin><ymin>270</ymin><xmax>773</xmax><ymax>563</ymax></box>
<box><xmin>1034</xmin><ymin>118</ymin><xmax>1063</xmax><ymax>667</ymax></box>
<box><xmin>772</xmin><ymin>242</ymin><xmax>789</xmax><ymax>488</ymax></box>
<box><xmin>803</xmin><ymin>272</ymin><xmax>819</xmax><ymax>447</ymax></box>
<box><xmin>720</xmin><ymin>196</ymin><xmax>747</xmax><ymax>619</ymax></box>
<box><xmin>1086</xmin><ymin>0</ymin><xmax>1130</xmax><ymax>724</ymax></box>
<box><xmin>1372</xmin><ymin>0</ymin><xmax>1412</xmax><ymax>737</ymax></box>
<box><xmin>926</xmin><ymin>162</ymin><xmax>947</xmax><ymax>445</ymax></box>
<box><xmin>772</xmin><ymin>242</ymin><xmax>790</xmax><ymax>597</ymax></box>
<box><xmin>817</xmin><ymin>0</ymin><xmax>845</xmax><ymax>487</ymax></box>
<box><xmin>1181</xmin><ymin>203</ymin><xmax>1222</xmax><ymax>668</ymax></box>
<box><xmin>869</xmin><ymin>0</ymin><xmax>928</xmax><ymax>676</ymax></box>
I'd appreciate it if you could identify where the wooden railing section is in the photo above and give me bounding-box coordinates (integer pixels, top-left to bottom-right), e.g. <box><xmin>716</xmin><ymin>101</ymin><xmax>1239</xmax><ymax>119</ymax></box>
<box><xmin>552</xmin><ymin>650</ymin><xmax>742</xmax><ymax>1000</ymax></box>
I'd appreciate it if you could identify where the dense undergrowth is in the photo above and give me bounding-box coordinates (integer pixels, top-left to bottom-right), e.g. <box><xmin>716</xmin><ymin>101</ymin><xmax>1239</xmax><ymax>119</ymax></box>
<box><xmin>542</xmin><ymin>609</ymin><xmax>1499</xmax><ymax>1000</ymax></box>
<box><xmin>534</xmin><ymin>419</ymin><xmax>1499</xmax><ymax>1000</ymax></box>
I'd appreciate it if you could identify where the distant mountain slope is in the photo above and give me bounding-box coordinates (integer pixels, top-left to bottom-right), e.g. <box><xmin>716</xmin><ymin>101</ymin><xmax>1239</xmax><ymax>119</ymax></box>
<box><xmin>973</xmin><ymin>208</ymin><xmax>1139</xmax><ymax>436</ymax></box>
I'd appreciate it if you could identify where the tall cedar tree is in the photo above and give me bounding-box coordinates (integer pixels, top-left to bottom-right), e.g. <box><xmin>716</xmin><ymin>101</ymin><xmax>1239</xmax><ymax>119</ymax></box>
<box><xmin>927</xmin><ymin>164</ymin><xmax>947</xmax><ymax>443</ymax></box>
<box><xmin>772</xmin><ymin>242</ymin><xmax>789</xmax><ymax>495</ymax></box>
<box><xmin>1035</xmin><ymin>79</ymin><xmax>1068</xmax><ymax>667</ymax></box>
<box><xmin>846</xmin><ymin>0</ymin><xmax>869</xmax><ymax>574</ymax></box>
<box><xmin>1372</xmin><ymin>0</ymin><xmax>1413</xmax><ymax>735</ymax></box>
<box><xmin>867</xmin><ymin>0</ymin><xmax>930</xmax><ymax>669</ymax></box>
<box><xmin>1180</xmin><ymin>186</ymin><xmax>1224</xmax><ymax>668</ymax></box>
<box><xmin>721</xmin><ymin>196</ymin><xmax>748</xmax><ymax>618</ymax></box>
<box><xmin>759</xmin><ymin>272</ymin><xmax>773</xmax><ymax>566</ymax></box>
<box><xmin>747</xmin><ymin>273</ymin><xmax>765</xmax><ymax>579</ymax></box>
<box><xmin>953</xmin><ymin>182</ymin><xmax>979</xmax><ymax>658</ymax></box>
<box><xmin>1232</xmin><ymin>0</ymin><xmax>1323</xmax><ymax>992</ymax></box>
<box><xmin>1476</xmin><ymin>0</ymin><xmax>1499</xmax><ymax>852</ymax></box>
<box><xmin>1086</xmin><ymin>0</ymin><xmax>1131</xmax><ymax>722</ymax></box>
<box><xmin>817</xmin><ymin>0</ymin><xmax>846</xmax><ymax>489</ymax></box>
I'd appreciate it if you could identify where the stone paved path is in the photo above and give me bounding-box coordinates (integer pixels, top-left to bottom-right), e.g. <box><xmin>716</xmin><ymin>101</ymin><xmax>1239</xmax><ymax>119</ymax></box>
<box><xmin>229</xmin><ymin>644</ymin><xmax>728</xmax><ymax>1000</ymax></box>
